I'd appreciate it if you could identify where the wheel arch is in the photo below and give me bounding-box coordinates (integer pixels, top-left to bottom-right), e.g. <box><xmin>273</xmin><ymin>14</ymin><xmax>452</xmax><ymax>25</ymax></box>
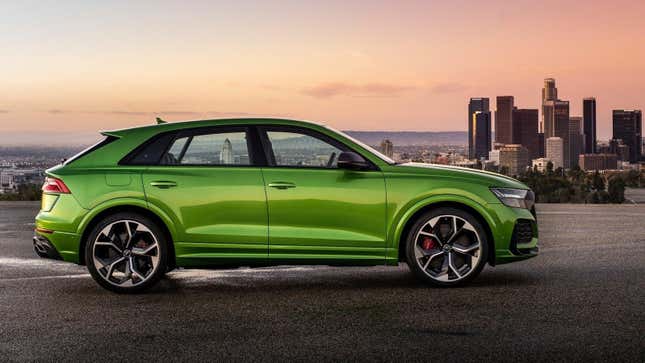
<box><xmin>77</xmin><ymin>199</ymin><xmax>177</xmax><ymax>268</ymax></box>
<box><xmin>394</xmin><ymin>198</ymin><xmax>497</xmax><ymax>266</ymax></box>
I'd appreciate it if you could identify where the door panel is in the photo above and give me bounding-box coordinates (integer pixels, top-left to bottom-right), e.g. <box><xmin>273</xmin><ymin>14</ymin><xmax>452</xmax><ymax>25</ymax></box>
<box><xmin>141</xmin><ymin>127</ymin><xmax>268</xmax><ymax>266</ymax></box>
<box><xmin>263</xmin><ymin>168</ymin><xmax>386</xmax><ymax>263</ymax></box>
<box><xmin>259</xmin><ymin>127</ymin><xmax>387</xmax><ymax>264</ymax></box>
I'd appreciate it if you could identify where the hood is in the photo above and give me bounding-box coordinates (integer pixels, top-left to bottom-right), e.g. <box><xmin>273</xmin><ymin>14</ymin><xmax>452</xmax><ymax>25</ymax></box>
<box><xmin>395</xmin><ymin>162</ymin><xmax>529</xmax><ymax>189</ymax></box>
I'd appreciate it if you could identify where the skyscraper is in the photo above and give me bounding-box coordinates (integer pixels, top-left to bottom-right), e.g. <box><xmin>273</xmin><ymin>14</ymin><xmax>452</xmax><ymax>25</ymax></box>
<box><xmin>380</xmin><ymin>139</ymin><xmax>394</xmax><ymax>158</ymax></box>
<box><xmin>512</xmin><ymin>108</ymin><xmax>539</xmax><ymax>160</ymax></box>
<box><xmin>546</xmin><ymin>137</ymin><xmax>564</xmax><ymax>170</ymax></box>
<box><xmin>472</xmin><ymin>111</ymin><xmax>492</xmax><ymax>160</ymax></box>
<box><xmin>220</xmin><ymin>138</ymin><xmax>233</xmax><ymax>164</ymax></box>
<box><xmin>542</xmin><ymin>78</ymin><xmax>558</xmax><ymax>133</ymax></box>
<box><xmin>544</xmin><ymin>100</ymin><xmax>570</xmax><ymax>168</ymax></box>
<box><xmin>583</xmin><ymin>97</ymin><xmax>597</xmax><ymax>153</ymax></box>
<box><xmin>568</xmin><ymin>117</ymin><xmax>582</xmax><ymax>168</ymax></box>
<box><xmin>612</xmin><ymin>110</ymin><xmax>642</xmax><ymax>163</ymax></box>
<box><xmin>495</xmin><ymin>96</ymin><xmax>514</xmax><ymax>144</ymax></box>
<box><xmin>468</xmin><ymin>98</ymin><xmax>490</xmax><ymax>159</ymax></box>
<box><xmin>499</xmin><ymin>144</ymin><xmax>529</xmax><ymax>176</ymax></box>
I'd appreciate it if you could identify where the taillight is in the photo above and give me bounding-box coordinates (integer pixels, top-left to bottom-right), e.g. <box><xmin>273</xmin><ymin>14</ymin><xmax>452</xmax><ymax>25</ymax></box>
<box><xmin>42</xmin><ymin>177</ymin><xmax>71</xmax><ymax>194</ymax></box>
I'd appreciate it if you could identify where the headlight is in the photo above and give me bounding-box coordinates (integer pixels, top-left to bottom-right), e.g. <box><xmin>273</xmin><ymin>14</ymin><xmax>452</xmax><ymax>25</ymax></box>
<box><xmin>490</xmin><ymin>187</ymin><xmax>535</xmax><ymax>209</ymax></box>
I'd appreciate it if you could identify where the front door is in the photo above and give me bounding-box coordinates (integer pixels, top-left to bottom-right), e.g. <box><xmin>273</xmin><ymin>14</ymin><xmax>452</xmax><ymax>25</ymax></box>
<box><xmin>258</xmin><ymin>126</ymin><xmax>387</xmax><ymax>265</ymax></box>
<box><xmin>142</xmin><ymin>126</ymin><xmax>268</xmax><ymax>266</ymax></box>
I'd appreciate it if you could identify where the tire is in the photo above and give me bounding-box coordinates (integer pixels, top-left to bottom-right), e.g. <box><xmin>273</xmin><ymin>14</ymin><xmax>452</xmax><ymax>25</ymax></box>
<box><xmin>405</xmin><ymin>207</ymin><xmax>489</xmax><ymax>287</ymax></box>
<box><xmin>85</xmin><ymin>212</ymin><xmax>168</xmax><ymax>293</ymax></box>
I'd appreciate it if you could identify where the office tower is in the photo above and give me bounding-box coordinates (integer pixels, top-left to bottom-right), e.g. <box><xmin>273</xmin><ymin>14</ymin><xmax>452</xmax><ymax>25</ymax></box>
<box><xmin>220</xmin><ymin>138</ymin><xmax>233</xmax><ymax>164</ymax></box>
<box><xmin>568</xmin><ymin>117</ymin><xmax>583</xmax><ymax>168</ymax></box>
<box><xmin>546</xmin><ymin>137</ymin><xmax>564</xmax><ymax>169</ymax></box>
<box><xmin>499</xmin><ymin>144</ymin><xmax>529</xmax><ymax>176</ymax></box>
<box><xmin>380</xmin><ymin>139</ymin><xmax>394</xmax><ymax>158</ymax></box>
<box><xmin>583</xmin><ymin>98</ymin><xmax>597</xmax><ymax>153</ymax></box>
<box><xmin>537</xmin><ymin>132</ymin><xmax>545</xmax><ymax>157</ymax></box>
<box><xmin>612</xmin><ymin>110</ymin><xmax>642</xmax><ymax>163</ymax></box>
<box><xmin>495</xmin><ymin>96</ymin><xmax>514</xmax><ymax>144</ymax></box>
<box><xmin>541</xmin><ymin>78</ymin><xmax>558</xmax><ymax>132</ymax></box>
<box><xmin>579</xmin><ymin>154</ymin><xmax>618</xmax><ymax>171</ymax></box>
<box><xmin>468</xmin><ymin>98</ymin><xmax>490</xmax><ymax>159</ymax></box>
<box><xmin>512</xmin><ymin>108</ymin><xmax>539</xmax><ymax>160</ymax></box>
<box><xmin>472</xmin><ymin>111</ymin><xmax>492</xmax><ymax>160</ymax></box>
<box><xmin>544</xmin><ymin>100</ymin><xmax>570</xmax><ymax>167</ymax></box>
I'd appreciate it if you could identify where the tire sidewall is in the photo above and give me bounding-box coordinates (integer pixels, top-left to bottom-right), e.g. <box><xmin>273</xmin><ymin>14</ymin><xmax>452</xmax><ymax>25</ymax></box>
<box><xmin>85</xmin><ymin>212</ymin><xmax>168</xmax><ymax>293</ymax></box>
<box><xmin>405</xmin><ymin>207</ymin><xmax>489</xmax><ymax>287</ymax></box>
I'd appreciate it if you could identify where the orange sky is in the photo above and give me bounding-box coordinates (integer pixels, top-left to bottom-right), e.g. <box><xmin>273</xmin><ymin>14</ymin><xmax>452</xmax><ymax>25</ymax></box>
<box><xmin>1</xmin><ymin>0</ymin><xmax>644</xmax><ymax>145</ymax></box>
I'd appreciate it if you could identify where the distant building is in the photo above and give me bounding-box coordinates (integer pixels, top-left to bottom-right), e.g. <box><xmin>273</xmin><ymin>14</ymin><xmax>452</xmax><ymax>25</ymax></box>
<box><xmin>488</xmin><ymin>149</ymin><xmax>500</xmax><ymax>164</ymax></box>
<box><xmin>583</xmin><ymin>97</ymin><xmax>597</xmax><ymax>153</ymax></box>
<box><xmin>541</xmin><ymin>78</ymin><xmax>558</xmax><ymax>133</ymax></box>
<box><xmin>546</xmin><ymin>137</ymin><xmax>564</xmax><ymax>169</ymax></box>
<box><xmin>612</xmin><ymin>109</ymin><xmax>642</xmax><ymax>163</ymax></box>
<box><xmin>471</xmin><ymin>111</ymin><xmax>492</xmax><ymax>160</ymax></box>
<box><xmin>220</xmin><ymin>138</ymin><xmax>233</xmax><ymax>164</ymax></box>
<box><xmin>532</xmin><ymin>157</ymin><xmax>551</xmax><ymax>172</ymax></box>
<box><xmin>544</xmin><ymin>100</ymin><xmax>570</xmax><ymax>168</ymax></box>
<box><xmin>512</xmin><ymin>108</ymin><xmax>539</xmax><ymax>161</ymax></box>
<box><xmin>495</xmin><ymin>96</ymin><xmax>514</xmax><ymax>144</ymax></box>
<box><xmin>537</xmin><ymin>132</ymin><xmax>545</xmax><ymax>157</ymax></box>
<box><xmin>568</xmin><ymin>117</ymin><xmax>583</xmax><ymax>168</ymax></box>
<box><xmin>499</xmin><ymin>144</ymin><xmax>529</xmax><ymax>176</ymax></box>
<box><xmin>380</xmin><ymin>139</ymin><xmax>394</xmax><ymax>158</ymax></box>
<box><xmin>579</xmin><ymin>153</ymin><xmax>618</xmax><ymax>171</ymax></box>
<box><xmin>468</xmin><ymin>98</ymin><xmax>490</xmax><ymax>159</ymax></box>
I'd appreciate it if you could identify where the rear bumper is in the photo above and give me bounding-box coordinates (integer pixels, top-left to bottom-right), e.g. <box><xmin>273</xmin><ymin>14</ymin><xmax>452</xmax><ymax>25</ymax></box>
<box><xmin>33</xmin><ymin>235</ymin><xmax>63</xmax><ymax>260</ymax></box>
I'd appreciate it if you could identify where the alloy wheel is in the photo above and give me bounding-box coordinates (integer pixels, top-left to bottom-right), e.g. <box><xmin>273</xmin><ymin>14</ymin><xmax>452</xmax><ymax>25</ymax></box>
<box><xmin>413</xmin><ymin>215</ymin><xmax>481</xmax><ymax>282</ymax></box>
<box><xmin>92</xmin><ymin>220</ymin><xmax>160</xmax><ymax>287</ymax></box>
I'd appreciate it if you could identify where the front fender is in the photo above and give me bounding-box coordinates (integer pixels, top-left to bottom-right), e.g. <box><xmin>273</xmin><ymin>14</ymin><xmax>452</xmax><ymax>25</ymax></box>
<box><xmin>387</xmin><ymin>193</ymin><xmax>501</xmax><ymax>261</ymax></box>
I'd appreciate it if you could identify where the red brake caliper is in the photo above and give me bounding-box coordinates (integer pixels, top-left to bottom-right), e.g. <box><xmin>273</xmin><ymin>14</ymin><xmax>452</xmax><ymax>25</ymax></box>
<box><xmin>422</xmin><ymin>236</ymin><xmax>437</xmax><ymax>250</ymax></box>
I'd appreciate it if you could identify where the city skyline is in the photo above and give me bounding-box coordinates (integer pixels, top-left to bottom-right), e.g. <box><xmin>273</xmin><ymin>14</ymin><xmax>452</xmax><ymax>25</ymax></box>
<box><xmin>2</xmin><ymin>1</ymin><xmax>645</xmax><ymax>145</ymax></box>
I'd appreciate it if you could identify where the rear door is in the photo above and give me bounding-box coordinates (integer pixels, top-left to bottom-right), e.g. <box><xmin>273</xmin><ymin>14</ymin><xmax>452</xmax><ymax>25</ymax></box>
<box><xmin>258</xmin><ymin>126</ymin><xmax>387</xmax><ymax>264</ymax></box>
<box><xmin>141</xmin><ymin>126</ymin><xmax>268</xmax><ymax>266</ymax></box>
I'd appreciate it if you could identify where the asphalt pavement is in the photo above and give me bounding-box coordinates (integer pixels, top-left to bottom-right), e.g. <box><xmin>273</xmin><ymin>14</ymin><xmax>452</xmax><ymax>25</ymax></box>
<box><xmin>1</xmin><ymin>202</ymin><xmax>644</xmax><ymax>362</ymax></box>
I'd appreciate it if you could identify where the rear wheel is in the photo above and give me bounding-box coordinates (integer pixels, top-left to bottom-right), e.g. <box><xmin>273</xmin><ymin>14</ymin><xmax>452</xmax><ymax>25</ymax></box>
<box><xmin>85</xmin><ymin>213</ymin><xmax>168</xmax><ymax>293</ymax></box>
<box><xmin>405</xmin><ymin>207</ymin><xmax>488</xmax><ymax>287</ymax></box>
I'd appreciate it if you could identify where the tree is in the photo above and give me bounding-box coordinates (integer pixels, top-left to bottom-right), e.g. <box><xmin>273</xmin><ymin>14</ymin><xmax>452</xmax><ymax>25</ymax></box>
<box><xmin>592</xmin><ymin>171</ymin><xmax>605</xmax><ymax>191</ymax></box>
<box><xmin>546</xmin><ymin>161</ymin><xmax>554</xmax><ymax>175</ymax></box>
<box><xmin>607</xmin><ymin>177</ymin><xmax>626</xmax><ymax>203</ymax></box>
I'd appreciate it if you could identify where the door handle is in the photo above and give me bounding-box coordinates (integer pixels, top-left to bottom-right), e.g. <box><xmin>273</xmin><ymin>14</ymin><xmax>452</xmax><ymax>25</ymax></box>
<box><xmin>150</xmin><ymin>181</ymin><xmax>177</xmax><ymax>189</ymax></box>
<box><xmin>268</xmin><ymin>182</ymin><xmax>296</xmax><ymax>190</ymax></box>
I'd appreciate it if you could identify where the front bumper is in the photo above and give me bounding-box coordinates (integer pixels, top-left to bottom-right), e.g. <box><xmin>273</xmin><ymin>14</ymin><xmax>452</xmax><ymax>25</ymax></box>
<box><xmin>490</xmin><ymin>204</ymin><xmax>539</xmax><ymax>265</ymax></box>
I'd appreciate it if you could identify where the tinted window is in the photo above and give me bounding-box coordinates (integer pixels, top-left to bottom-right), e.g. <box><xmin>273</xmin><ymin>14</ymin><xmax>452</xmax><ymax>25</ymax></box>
<box><xmin>162</xmin><ymin>131</ymin><xmax>251</xmax><ymax>166</ymax></box>
<box><xmin>125</xmin><ymin>133</ymin><xmax>176</xmax><ymax>165</ymax></box>
<box><xmin>266</xmin><ymin>131</ymin><xmax>344</xmax><ymax>168</ymax></box>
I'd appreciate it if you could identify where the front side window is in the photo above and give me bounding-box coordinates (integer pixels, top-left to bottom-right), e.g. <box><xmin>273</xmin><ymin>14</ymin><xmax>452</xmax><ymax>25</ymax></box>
<box><xmin>162</xmin><ymin>131</ymin><xmax>251</xmax><ymax>166</ymax></box>
<box><xmin>265</xmin><ymin>130</ymin><xmax>344</xmax><ymax>168</ymax></box>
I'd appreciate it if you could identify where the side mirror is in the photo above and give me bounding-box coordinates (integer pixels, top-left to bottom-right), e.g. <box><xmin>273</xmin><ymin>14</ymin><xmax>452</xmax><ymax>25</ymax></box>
<box><xmin>337</xmin><ymin>151</ymin><xmax>370</xmax><ymax>171</ymax></box>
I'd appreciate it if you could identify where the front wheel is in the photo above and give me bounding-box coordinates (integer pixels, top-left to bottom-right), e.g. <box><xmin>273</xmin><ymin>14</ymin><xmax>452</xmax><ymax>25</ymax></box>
<box><xmin>85</xmin><ymin>213</ymin><xmax>168</xmax><ymax>293</ymax></box>
<box><xmin>405</xmin><ymin>208</ymin><xmax>489</xmax><ymax>287</ymax></box>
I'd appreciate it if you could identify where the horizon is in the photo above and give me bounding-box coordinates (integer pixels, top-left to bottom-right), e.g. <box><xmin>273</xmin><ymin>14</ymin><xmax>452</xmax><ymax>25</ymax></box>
<box><xmin>2</xmin><ymin>1</ymin><xmax>645</xmax><ymax>143</ymax></box>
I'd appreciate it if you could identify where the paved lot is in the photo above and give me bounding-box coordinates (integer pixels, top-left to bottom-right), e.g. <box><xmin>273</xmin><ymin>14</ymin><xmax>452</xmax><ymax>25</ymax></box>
<box><xmin>1</xmin><ymin>202</ymin><xmax>644</xmax><ymax>362</ymax></box>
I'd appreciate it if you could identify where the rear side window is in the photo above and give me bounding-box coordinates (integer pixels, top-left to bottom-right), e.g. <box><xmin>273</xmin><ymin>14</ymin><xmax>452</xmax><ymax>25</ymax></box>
<box><xmin>122</xmin><ymin>132</ymin><xmax>176</xmax><ymax>165</ymax></box>
<box><xmin>162</xmin><ymin>131</ymin><xmax>251</xmax><ymax>166</ymax></box>
<box><xmin>64</xmin><ymin>136</ymin><xmax>118</xmax><ymax>165</ymax></box>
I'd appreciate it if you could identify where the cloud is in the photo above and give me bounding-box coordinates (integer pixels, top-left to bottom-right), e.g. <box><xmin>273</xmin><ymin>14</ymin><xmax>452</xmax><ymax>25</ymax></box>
<box><xmin>0</xmin><ymin>110</ymin><xmax>9</xmax><ymax>113</ymax></box>
<box><xmin>301</xmin><ymin>82</ymin><xmax>413</xmax><ymax>98</ymax></box>
<box><xmin>430</xmin><ymin>82</ymin><xmax>469</xmax><ymax>94</ymax></box>
<box><xmin>47</xmin><ymin>109</ymin><xmax>69</xmax><ymax>114</ymax></box>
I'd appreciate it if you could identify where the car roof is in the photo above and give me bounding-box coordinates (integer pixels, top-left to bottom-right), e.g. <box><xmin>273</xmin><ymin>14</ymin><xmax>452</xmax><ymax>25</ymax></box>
<box><xmin>102</xmin><ymin>117</ymin><xmax>327</xmax><ymax>137</ymax></box>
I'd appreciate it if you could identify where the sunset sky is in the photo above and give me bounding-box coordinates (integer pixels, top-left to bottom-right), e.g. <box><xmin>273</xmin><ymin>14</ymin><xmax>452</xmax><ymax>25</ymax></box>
<box><xmin>1</xmin><ymin>0</ymin><xmax>644</xmax><ymax>145</ymax></box>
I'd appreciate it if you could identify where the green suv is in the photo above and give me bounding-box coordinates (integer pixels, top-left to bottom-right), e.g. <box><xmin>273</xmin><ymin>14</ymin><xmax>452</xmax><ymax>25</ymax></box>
<box><xmin>34</xmin><ymin>118</ymin><xmax>538</xmax><ymax>293</ymax></box>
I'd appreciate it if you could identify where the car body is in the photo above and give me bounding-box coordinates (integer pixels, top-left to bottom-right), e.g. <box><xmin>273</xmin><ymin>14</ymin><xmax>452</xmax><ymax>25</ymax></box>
<box><xmin>34</xmin><ymin>118</ymin><xmax>538</xmax><ymax>292</ymax></box>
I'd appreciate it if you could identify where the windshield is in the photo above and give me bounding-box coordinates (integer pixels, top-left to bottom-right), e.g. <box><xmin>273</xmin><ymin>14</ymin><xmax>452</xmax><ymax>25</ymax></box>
<box><xmin>324</xmin><ymin>126</ymin><xmax>396</xmax><ymax>164</ymax></box>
